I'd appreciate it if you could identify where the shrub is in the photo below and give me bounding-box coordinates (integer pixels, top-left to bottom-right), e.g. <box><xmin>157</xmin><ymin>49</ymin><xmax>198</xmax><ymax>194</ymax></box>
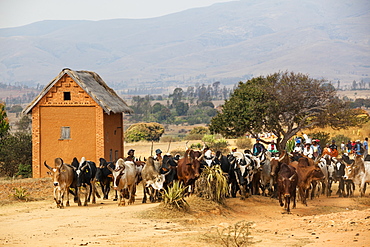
<box><xmin>202</xmin><ymin>134</ymin><xmax>228</xmax><ymax>150</ymax></box>
<box><xmin>332</xmin><ymin>134</ymin><xmax>351</xmax><ymax>144</ymax></box>
<box><xmin>0</xmin><ymin>132</ymin><xmax>32</xmax><ymax>177</ymax></box>
<box><xmin>125</xmin><ymin>122</ymin><xmax>164</xmax><ymax>142</ymax></box>
<box><xmin>213</xmin><ymin>221</ymin><xmax>256</xmax><ymax>247</ymax></box>
<box><xmin>11</xmin><ymin>187</ymin><xmax>29</xmax><ymax>201</ymax></box>
<box><xmin>189</xmin><ymin>126</ymin><xmax>209</xmax><ymax>135</ymax></box>
<box><xmin>190</xmin><ymin>143</ymin><xmax>203</xmax><ymax>149</ymax></box>
<box><xmin>285</xmin><ymin>138</ymin><xmax>295</xmax><ymax>152</ymax></box>
<box><xmin>236</xmin><ymin>137</ymin><xmax>252</xmax><ymax>150</ymax></box>
<box><xmin>162</xmin><ymin>181</ymin><xmax>189</xmax><ymax>211</ymax></box>
<box><xmin>310</xmin><ymin>131</ymin><xmax>331</xmax><ymax>147</ymax></box>
<box><xmin>184</xmin><ymin>133</ymin><xmax>204</xmax><ymax>140</ymax></box>
<box><xmin>195</xmin><ymin>165</ymin><xmax>229</xmax><ymax>204</ymax></box>
<box><xmin>16</xmin><ymin>163</ymin><xmax>32</xmax><ymax>178</ymax></box>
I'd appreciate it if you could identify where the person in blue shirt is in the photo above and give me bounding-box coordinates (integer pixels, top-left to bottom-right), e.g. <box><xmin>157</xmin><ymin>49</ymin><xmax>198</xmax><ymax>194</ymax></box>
<box><xmin>253</xmin><ymin>138</ymin><xmax>265</xmax><ymax>156</ymax></box>
<box><xmin>364</xmin><ymin>137</ymin><xmax>368</xmax><ymax>158</ymax></box>
<box><xmin>353</xmin><ymin>140</ymin><xmax>363</xmax><ymax>156</ymax></box>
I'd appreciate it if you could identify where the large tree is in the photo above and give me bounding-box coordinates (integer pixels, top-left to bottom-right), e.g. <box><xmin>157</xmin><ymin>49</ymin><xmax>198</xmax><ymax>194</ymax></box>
<box><xmin>209</xmin><ymin>71</ymin><xmax>368</xmax><ymax>150</ymax></box>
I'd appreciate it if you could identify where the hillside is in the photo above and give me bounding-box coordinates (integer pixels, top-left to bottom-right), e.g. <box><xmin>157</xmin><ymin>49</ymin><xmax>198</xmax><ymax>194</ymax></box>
<box><xmin>0</xmin><ymin>0</ymin><xmax>369</xmax><ymax>89</ymax></box>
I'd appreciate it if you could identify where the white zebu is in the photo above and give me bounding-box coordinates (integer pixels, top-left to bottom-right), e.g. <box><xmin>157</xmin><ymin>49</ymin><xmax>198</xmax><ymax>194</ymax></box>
<box><xmin>108</xmin><ymin>158</ymin><xmax>137</xmax><ymax>206</ymax></box>
<box><xmin>344</xmin><ymin>155</ymin><xmax>370</xmax><ymax>197</ymax></box>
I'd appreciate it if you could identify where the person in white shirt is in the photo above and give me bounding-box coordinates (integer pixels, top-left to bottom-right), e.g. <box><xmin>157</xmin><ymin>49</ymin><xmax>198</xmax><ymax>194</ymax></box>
<box><xmin>303</xmin><ymin>142</ymin><xmax>313</xmax><ymax>159</ymax></box>
<box><xmin>293</xmin><ymin>139</ymin><xmax>303</xmax><ymax>154</ymax></box>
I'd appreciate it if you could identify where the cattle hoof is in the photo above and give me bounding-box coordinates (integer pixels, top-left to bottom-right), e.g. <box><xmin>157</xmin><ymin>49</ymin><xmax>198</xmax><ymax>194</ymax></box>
<box><xmin>280</xmin><ymin>203</ymin><xmax>284</xmax><ymax>207</ymax></box>
<box><xmin>66</xmin><ymin>202</ymin><xmax>70</xmax><ymax>207</ymax></box>
<box><xmin>113</xmin><ymin>198</ymin><xmax>118</xmax><ymax>201</ymax></box>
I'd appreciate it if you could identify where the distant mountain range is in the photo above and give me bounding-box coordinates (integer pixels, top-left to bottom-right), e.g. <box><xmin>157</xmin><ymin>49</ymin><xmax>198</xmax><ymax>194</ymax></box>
<box><xmin>0</xmin><ymin>0</ymin><xmax>369</xmax><ymax>90</ymax></box>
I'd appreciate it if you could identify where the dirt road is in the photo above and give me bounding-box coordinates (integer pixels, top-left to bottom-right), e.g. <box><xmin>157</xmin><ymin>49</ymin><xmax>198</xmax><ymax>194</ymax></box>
<box><xmin>0</xmin><ymin>178</ymin><xmax>369</xmax><ymax>247</ymax></box>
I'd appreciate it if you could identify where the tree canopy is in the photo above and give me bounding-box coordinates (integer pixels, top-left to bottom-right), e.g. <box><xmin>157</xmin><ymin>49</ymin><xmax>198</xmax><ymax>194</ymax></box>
<box><xmin>209</xmin><ymin>71</ymin><xmax>369</xmax><ymax>150</ymax></box>
<box><xmin>124</xmin><ymin>122</ymin><xmax>165</xmax><ymax>143</ymax></box>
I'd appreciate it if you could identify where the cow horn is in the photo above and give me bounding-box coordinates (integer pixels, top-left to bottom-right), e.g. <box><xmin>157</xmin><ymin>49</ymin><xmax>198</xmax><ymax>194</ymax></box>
<box><xmin>163</xmin><ymin>169</ymin><xmax>171</xmax><ymax>176</ymax></box>
<box><xmin>107</xmin><ymin>164</ymin><xmax>114</xmax><ymax>172</ymax></box>
<box><xmin>65</xmin><ymin>164</ymin><xmax>76</xmax><ymax>170</ymax></box>
<box><xmin>80</xmin><ymin>162</ymin><xmax>88</xmax><ymax>171</ymax></box>
<box><xmin>278</xmin><ymin>152</ymin><xmax>286</xmax><ymax>162</ymax></box>
<box><xmin>289</xmin><ymin>173</ymin><xmax>296</xmax><ymax>181</ymax></box>
<box><xmin>44</xmin><ymin>161</ymin><xmax>53</xmax><ymax>171</ymax></box>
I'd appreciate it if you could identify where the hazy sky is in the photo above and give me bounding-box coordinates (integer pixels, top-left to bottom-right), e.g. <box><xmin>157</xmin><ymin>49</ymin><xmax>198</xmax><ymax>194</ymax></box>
<box><xmin>0</xmin><ymin>0</ymin><xmax>234</xmax><ymax>28</ymax></box>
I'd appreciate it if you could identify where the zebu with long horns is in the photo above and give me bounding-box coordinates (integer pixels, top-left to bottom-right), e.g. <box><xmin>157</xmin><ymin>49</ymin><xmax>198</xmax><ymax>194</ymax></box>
<box><xmin>141</xmin><ymin>156</ymin><xmax>169</xmax><ymax>203</ymax></box>
<box><xmin>72</xmin><ymin>157</ymin><xmax>99</xmax><ymax>206</ymax></box>
<box><xmin>107</xmin><ymin>158</ymin><xmax>137</xmax><ymax>206</ymax></box>
<box><xmin>228</xmin><ymin>151</ymin><xmax>254</xmax><ymax>199</ymax></box>
<box><xmin>44</xmin><ymin>158</ymin><xmax>77</xmax><ymax>209</ymax></box>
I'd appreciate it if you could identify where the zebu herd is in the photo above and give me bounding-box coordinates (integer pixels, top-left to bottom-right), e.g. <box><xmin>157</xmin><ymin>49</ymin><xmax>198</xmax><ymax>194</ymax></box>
<box><xmin>44</xmin><ymin>149</ymin><xmax>370</xmax><ymax>213</ymax></box>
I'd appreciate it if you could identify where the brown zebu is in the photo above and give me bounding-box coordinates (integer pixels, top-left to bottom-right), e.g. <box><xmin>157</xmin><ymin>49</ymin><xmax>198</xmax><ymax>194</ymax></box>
<box><xmin>177</xmin><ymin>149</ymin><xmax>201</xmax><ymax>193</ymax></box>
<box><xmin>44</xmin><ymin>158</ymin><xmax>77</xmax><ymax>208</ymax></box>
<box><xmin>277</xmin><ymin>163</ymin><xmax>298</xmax><ymax>213</ymax></box>
<box><xmin>290</xmin><ymin>157</ymin><xmax>325</xmax><ymax>206</ymax></box>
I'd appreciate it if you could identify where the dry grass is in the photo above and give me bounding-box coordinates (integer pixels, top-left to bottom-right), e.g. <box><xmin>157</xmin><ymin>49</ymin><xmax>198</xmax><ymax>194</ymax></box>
<box><xmin>139</xmin><ymin>195</ymin><xmax>227</xmax><ymax>220</ymax></box>
<box><xmin>0</xmin><ymin>177</ymin><xmax>53</xmax><ymax>206</ymax></box>
<box><xmin>305</xmin><ymin>123</ymin><xmax>370</xmax><ymax>142</ymax></box>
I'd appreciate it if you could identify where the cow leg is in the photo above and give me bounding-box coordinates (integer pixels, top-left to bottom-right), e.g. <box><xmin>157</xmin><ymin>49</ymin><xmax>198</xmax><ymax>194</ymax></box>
<box><xmin>337</xmin><ymin>179</ymin><xmax>344</xmax><ymax>197</ymax></box>
<box><xmin>77</xmin><ymin>187</ymin><xmax>82</xmax><ymax>206</ymax></box>
<box><xmin>105</xmin><ymin>183</ymin><xmax>110</xmax><ymax>199</ymax></box>
<box><xmin>230</xmin><ymin>182</ymin><xmax>237</xmax><ymax>198</ymax></box>
<box><xmin>328</xmin><ymin>179</ymin><xmax>333</xmax><ymax>197</ymax></box>
<box><xmin>84</xmin><ymin>185</ymin><xmax>90</xmax><ymax>206</ymax></box>
<box><xmin>142</xmin><ymin>184</ymin><xmax>148</xmax><ymax>204</ymax></box>
<box><xmin>119</xmin><ymin>190</ymin><xmax>126</xmax><ymax>206</ymax></box>
<box><xmin>285</xmin><ymin>195</ymin><xmax>290</xmax><ymax>213</ymax></box>
<box><xmin>278</xmin><ymin>191</ymin><xmax>284</xmax><ymax>207</ymax></box>
<box><xmin>292</xmin><ymin>189</ymin><xmax>297</xmax><ymax>209</ymax></box>
<box><xmin>360</xmin><ymin>180</ymin><xmax>366</xmax><ymax>197</ymax></box>
<box><xmin>299</xmin><ymin>187</ymin><xmax>306</xmax><ymax>206</ymax></box>
<box><xmin>59</xmin><ymin>187</ymin><xmax>65</xmax><ymax>209</ymax></box>
<box><xmin>65</xmin><ymin>186</ymin><xmax>70</xmax><ymax>207</ymax></box>
<box><xmin>128</xmin><ymin>185</ymin><xmax>136</xmax><ymax>205</ymax></box>
<box><xmin>104</xmin><ymin>181</ymin><xmax>110</xmax><ymax>200</ymax></box>
<box><xmin>310</xmin><ymin>181</ymin><xmax>318</xmax><ymax>200</ymax></box>
<box><xmin>91</xmin><ymin>181</ymin><xmax>97</xmax><ymax>204</ymax></box>
<box><xmin>87</xmin><ymin>183</ymin><xmax>92</xmax><ymax>203</ymax></box>
<box><xmin>53</xmin><ymin>187</ymin><xmax>60</xmax><ymax>208</ymax></box>
<box><xmin>149</xmin><ymin>187</ymin><xmax>156</xmax><ymax>203</ymax></box>
<box><xmin>304</xmin><ymin>188</ymin><xmax>310</xmax><ymax>206</ymax></box>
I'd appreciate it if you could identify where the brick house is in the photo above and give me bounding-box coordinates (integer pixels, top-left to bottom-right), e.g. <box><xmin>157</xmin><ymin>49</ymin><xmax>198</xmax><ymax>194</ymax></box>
<box><xmin>23</xmin><ymin>68</ymin><xmax>133</xmax><ymax>178</ymax></box>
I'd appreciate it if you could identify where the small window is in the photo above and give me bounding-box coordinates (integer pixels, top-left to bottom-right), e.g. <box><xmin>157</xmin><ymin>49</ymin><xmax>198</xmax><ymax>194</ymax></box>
<box><xmin>63</xmin><ymin>92</ymin><xmax>71</xmax><ymax>100</ymax></box>
<box><xmin>60</xmin><ymin>127</ymin><xmax>71</xmax><ymax>140</ymax></box>
<box><xmin>110</xmin><ymin>149</ymin><xmax>113</xmax><ymax>162</ymax></box>
<box><xmin>115</xmin><ymin>150</ymin><xmax>118</xmax><ymax>161</ymax></box>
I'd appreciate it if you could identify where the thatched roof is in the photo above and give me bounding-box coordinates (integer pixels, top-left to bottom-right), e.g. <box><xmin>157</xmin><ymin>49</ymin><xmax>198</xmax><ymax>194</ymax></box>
<box><xmin>23</xmin><ymin>68</ymin><xmax>133</xmax><ymax>115</ymax></box>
